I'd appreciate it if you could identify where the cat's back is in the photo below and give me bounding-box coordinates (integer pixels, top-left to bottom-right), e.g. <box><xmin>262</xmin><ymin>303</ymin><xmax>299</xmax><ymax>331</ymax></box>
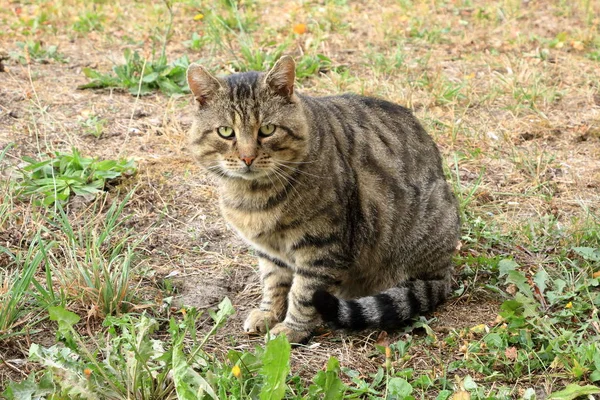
<box><xmin>299</xmin><ymin>92</ymin><xmax>444</xmax><ymax>179</ymax></box>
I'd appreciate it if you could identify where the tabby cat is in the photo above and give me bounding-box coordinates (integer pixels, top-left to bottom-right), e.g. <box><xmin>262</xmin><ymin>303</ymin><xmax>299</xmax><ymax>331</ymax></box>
<box><xmin>186</xmin><ymin>56</ymin><xmax>460</xmax><ymax>344</ymax></box>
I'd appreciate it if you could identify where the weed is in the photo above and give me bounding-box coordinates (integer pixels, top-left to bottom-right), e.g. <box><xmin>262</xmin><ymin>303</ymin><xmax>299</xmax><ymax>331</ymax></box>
<box><xmin>17</xmin><ymin>148</ymin><xmax>136</xmax><ymax>206</ymax></box>
<box><xmin>79</xmin><ymin>49</ymin><xmax>191</xmax><ymax>96</ymax></box>
<box><xmin>586</xmin><ymin>50</ymin><xmax>600</xmax><ymax>61</ymax></box>
<box><xmin>0</xmin><ymin>236</ymin><xmax>49</xmax><ymax>340</ymax></box>
<box><xmin>72</xmin><ymin>9</ymin><xmax>105</xmax><ymax>33</ymax></box>
<box><xmin>184</xmin><ymin>32</ymin><xmax>208</xmax><ymax>51</ymax></box>
<box><xmin>3</xmin><ymin>300</ymin><xmax>230</xmax><ymax>399</ymax></box>
<box><xmin>46</xmin><ymin>193</ymin><xmax>143</xmax><ymax>317</ymax></box>
<box><xmin>232</xmin><ymin>39</ymin><xmax>290</xmax><ymax>72</ymax></box>
<box><xmin>10</xmin><ymin>40</ymin><xmax>67</xmax><ymax>64</ymax></box>
<box><xmin>79</xmin><ymin>114</ymin><xmax>107</xmax><ymax>138</ymax></box>
<box><xmin>367</xmin><ymin>47</ymin><xmax>406</xmax><ymax>75</ymax></box>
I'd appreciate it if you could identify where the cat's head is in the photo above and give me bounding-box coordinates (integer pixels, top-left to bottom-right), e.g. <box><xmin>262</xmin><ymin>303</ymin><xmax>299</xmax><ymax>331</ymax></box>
<box><xmin>186</xmin><ymin>56</ymin><xmax>309</xmax><ymax>182</ymax></box>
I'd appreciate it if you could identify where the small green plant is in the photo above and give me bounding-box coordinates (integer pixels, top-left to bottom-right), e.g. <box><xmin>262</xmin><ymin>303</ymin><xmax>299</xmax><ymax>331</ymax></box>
<box><xmin>72</xmin><ymin>10</ymin><xmax>105</xmax><ymax>33</ymax></box>
<box><xmin>586</xmin><ymin>50</ymin><xmax>600</xmax><ymax>61</ymax></box>
<box><xmin>367</xmin><ymin>47</ymin><xmax>406</xmax><ymax>75</ymax></box>
<box><xmin>295</xmin><ymin>54</ymin><xmax>343</xmax><ymax>79</ymax></box>
<box><xmin>79</xmin><ymin>49</ymin><xmax>191</xmax><ymax>96</ymax></box>
<box><xmin>79</xmin><ymin>114</ymin><xmax>108</xmax><ymax>138</ymax></box>
<box><xmin>184</xmin><ymin>32</ymin><xmax>208</xmax><ymax>51</ymax></box>
<box><xmin>232</xmin><ymin>39</ymin><xmax>289</xmax><ymax>72</ymax></box>
<box><xmin>10</xmin><ymin>40</ymin><xmax>67</xmax><ymax>64</ymax></box>
<box><xmin>17</xmin><ymin>148</ymin><xmax>136</xmax><ymax>206</ymax></box>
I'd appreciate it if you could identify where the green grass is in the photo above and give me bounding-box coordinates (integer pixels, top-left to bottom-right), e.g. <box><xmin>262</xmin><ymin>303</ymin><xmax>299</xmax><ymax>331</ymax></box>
<box><xmin>0</xmin><ymin>237</ymin><xmax>48</xmax><ymax>341</ymax></box>
<box><xmin>46</xmin><ymin>194</ymin><xmax>142</xmax><ymax>317</ymax></box>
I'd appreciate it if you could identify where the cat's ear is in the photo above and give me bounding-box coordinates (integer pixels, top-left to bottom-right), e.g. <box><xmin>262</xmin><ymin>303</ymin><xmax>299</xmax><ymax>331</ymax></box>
<box><xmin>187</xmin><ymin>64</ymin><xmax>222</xmax><ymax>105</ymax></box>
<box><xmin>265</xmin><ymin>56</ymin><xmax>296</xmax><ymax>98</ymax></box>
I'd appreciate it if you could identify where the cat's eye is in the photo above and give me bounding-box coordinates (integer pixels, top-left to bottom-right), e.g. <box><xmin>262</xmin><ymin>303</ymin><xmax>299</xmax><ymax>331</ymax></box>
<box><xmin>259</xmin><ymin>124</ymin><xmax>276</xmax><ymax>137</ymax></box>
<box><xmin>217</xmin><ymin>126</ymin><xmax>235</xmax><ymax>139</ymax></box>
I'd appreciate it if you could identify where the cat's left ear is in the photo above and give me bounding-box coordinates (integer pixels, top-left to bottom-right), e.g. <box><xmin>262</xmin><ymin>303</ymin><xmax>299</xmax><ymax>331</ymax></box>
<box><xmin>265</xmin><ymin>56</ymin><xmax>296</xmax><ymax>99</ymax></box>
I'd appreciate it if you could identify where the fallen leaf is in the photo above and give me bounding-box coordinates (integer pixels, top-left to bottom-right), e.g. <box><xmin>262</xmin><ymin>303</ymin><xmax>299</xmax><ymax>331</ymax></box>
<box><xmin>571</xmin><ymin>41</ymin><xmax>584</xmax><ymax>51</ymax></box>
<box><xmin>469</xmin><ymin>324</ymin><xmax>488</xmax><ymax>334</ymax></box>
<box><xmin>506</xmin><ymin>284</ymin><xmax>517</xmax><ymax>296</ymax></box>
<box><xmin>451</xmin><ymin>390</ymin><xmax>471</xmax><ymax>400</ymax></box>
<box><xmin>375</xmin><ymin>330</ymin><xmax>389</xmax><ymax>347</ymax></box>
<box><xmin>592</xmin><ymin>271</ymin><xmax>600</xmax><ymax>278</ymax></box>
<box><xmin>505</xmin><ymin>346</ymin><xmax>518</xmax><ymax>360</ymax></box>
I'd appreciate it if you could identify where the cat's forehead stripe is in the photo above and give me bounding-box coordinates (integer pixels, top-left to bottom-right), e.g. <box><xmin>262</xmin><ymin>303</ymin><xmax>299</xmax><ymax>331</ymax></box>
<box><xmin>225</xmin><ymin>72</ymin><xmax>263</xmax><ymax>128</ymax></box>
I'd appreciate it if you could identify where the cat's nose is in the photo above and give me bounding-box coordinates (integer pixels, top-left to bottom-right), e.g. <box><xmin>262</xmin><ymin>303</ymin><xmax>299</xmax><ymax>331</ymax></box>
<box><xmin>240</xmin><ymin>155</ymin><xmax>255</xmax><ymax>166</ymax></box>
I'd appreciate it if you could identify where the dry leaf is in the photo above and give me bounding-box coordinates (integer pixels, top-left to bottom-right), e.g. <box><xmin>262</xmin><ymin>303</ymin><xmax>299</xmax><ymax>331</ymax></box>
<box><xmin>505</xmin><ymin>346</ymin><xmax>518</xmax><ymax>360</ymax></box>
<box><xmin>571</xmin><ymin>40</ymin><xmax>584</xmax><ymax>51</ymax></box>
<box><xmin>506</xmin><ymin>284</ymin><xmax>517</xmax><ymax>296</ymax></box>
<box><xmin>469</xmin><ymin>324</ymin><xmax>488</xmax><ymax>334</ymax></box>
<box><xmin>375</xmin><ymin>330</ymin><xmax>389</xmax><ymax>347</ymax></box>
<box><xmin>451</xmin><ymin>390</ymin><xmax>471</xmax><ymax>400</ymax></box>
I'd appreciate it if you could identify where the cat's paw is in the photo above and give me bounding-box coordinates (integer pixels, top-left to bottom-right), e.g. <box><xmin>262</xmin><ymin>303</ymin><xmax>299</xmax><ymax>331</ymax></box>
<box><xmin>265</xmin><ymin>323</ymin><xmax>311</xmax><ymax>344</ymax></box>
<box><xmin>243</xmin><ymin>309</ymin><xmax>279</xmax><ymax>334</ymax></box>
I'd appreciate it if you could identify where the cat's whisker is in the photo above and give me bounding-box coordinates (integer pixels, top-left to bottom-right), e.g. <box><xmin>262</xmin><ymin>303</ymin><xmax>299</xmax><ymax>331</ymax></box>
<box><xmin>270</xmin><ymin>167</ymin><xmax>303</xmax><ymax>200</ymax></box>
<box><xmin>271</xmin><ymin>158</ymin><xmax>317</xmax><ymax>165</ymax></box>
<box><xmin>271</xmin><ymin>165</ymin><xmax>303</xmax><ymax>187</ymax></box>
<box><xmin>271</xmin><ymin>160</ymin><xmax>325</xmax><ymax>180</ymax></box>
<box><xmin>268</xmin><ymin>169</ymin><xmax>287</xmax><ymax>195</ymax></box>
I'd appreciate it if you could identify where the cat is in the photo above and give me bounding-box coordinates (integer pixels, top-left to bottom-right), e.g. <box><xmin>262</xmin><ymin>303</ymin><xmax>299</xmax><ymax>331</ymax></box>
<box><xmin>186</xmin><ymin>56</ymin><xmax>460</xmax><ymax>344</ymax></box>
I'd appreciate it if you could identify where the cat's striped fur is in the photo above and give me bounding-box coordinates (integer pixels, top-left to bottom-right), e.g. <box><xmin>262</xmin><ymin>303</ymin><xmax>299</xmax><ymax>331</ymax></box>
<box><xmin>186</xmin><ymin>56</ymin><xmax>460</xmax><ymax>343</ymax></box>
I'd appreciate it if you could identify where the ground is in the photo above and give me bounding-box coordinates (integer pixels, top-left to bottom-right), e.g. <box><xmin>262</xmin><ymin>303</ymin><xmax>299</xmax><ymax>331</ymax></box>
<box><xmin>1</xmin><ymin>0</ymin><xmax>600</xmax><ymax>398</ymax></box>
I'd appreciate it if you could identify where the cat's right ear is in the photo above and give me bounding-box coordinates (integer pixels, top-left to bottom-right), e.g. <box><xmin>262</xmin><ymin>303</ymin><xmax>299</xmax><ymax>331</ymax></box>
<box><xmin>187</xmin><ymin>64</ymin><xmax>222</xmax><ymax>105</ymax></box>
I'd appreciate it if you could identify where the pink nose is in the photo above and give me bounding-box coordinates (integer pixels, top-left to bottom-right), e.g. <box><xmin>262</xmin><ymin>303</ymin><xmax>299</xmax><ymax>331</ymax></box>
<box><xmin>240</xmin><ymin>156</ymin><xmax>255</xmax><ymax>166</ymax></box>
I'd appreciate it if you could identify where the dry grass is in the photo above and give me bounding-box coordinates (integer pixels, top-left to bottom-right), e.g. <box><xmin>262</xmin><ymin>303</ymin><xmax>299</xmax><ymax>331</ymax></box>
<box><xmin>1</xmin><ymin>0</ymin><xmax>599</xmax><ymax>396</ymax></box>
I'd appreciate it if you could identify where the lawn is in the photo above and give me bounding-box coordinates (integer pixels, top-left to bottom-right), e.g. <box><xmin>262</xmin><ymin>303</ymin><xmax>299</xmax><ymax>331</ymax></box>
<box><xmin>0</xmin><ymin>0</ymin><xmax>599</xmax><ymax>398</ymax></box>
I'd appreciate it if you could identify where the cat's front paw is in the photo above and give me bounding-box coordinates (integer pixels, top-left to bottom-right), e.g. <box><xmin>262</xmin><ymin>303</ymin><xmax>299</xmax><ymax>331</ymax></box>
<box><xmin>243</xmin><ymin>309</ymin><xmax>279</xmax><ymax>334</ymax></box>
<box><xmin>265</xmin><ymin>322</ymin><xmax>312</xmax><ymax>344</ymax></box>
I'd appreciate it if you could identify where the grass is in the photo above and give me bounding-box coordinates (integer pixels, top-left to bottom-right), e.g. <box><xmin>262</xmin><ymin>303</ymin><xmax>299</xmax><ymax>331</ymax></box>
<box><xmin>1</xmin><ymin>0</ymin><xmax>600</xmax><ymax>397</ymax></box>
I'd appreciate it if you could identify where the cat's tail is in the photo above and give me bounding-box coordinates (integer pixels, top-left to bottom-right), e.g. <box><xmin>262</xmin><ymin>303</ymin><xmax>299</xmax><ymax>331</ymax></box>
<box><xmin>312</xmin><ymin>277</ymin><xmax>452</xmax><ymax>331</ymax></box>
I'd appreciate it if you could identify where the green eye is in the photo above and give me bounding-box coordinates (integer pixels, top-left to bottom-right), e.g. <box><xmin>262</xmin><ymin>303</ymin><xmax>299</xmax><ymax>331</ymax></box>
<box><xmin>259</xmin><ymin>124</ymin><xmax>276</xmax><ymax>137</ymax></box>
<box><xmin>217</xmin><ymin>126</ymin><xmax>235</xmax><ymax>139</ymax></box>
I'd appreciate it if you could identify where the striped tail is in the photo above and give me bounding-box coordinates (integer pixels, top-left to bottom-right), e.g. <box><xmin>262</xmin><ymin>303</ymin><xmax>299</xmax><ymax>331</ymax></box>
<box><xmin>312</xmin><ymin>278</ymin><xmax>452</xmax><ymax>331</ymax></box>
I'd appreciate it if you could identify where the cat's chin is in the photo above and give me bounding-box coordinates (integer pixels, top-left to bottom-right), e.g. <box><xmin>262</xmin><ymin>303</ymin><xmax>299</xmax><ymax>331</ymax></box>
<box><xmin>225</xmin><ymin>169</ymin><xmax>269</xmax><ymax>181</ymax></box>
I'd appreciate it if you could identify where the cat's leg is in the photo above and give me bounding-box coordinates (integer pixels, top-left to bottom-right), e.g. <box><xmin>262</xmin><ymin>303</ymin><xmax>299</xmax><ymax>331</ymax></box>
<box><xmin>244</xmin><ymin>257</ymin><xmax>293</xmax><ymax>333</ymax></box>
<box><xmin>268</xmin><ymin>269</ymin><xmax>341</xmax><ymax>344</ymax></box>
